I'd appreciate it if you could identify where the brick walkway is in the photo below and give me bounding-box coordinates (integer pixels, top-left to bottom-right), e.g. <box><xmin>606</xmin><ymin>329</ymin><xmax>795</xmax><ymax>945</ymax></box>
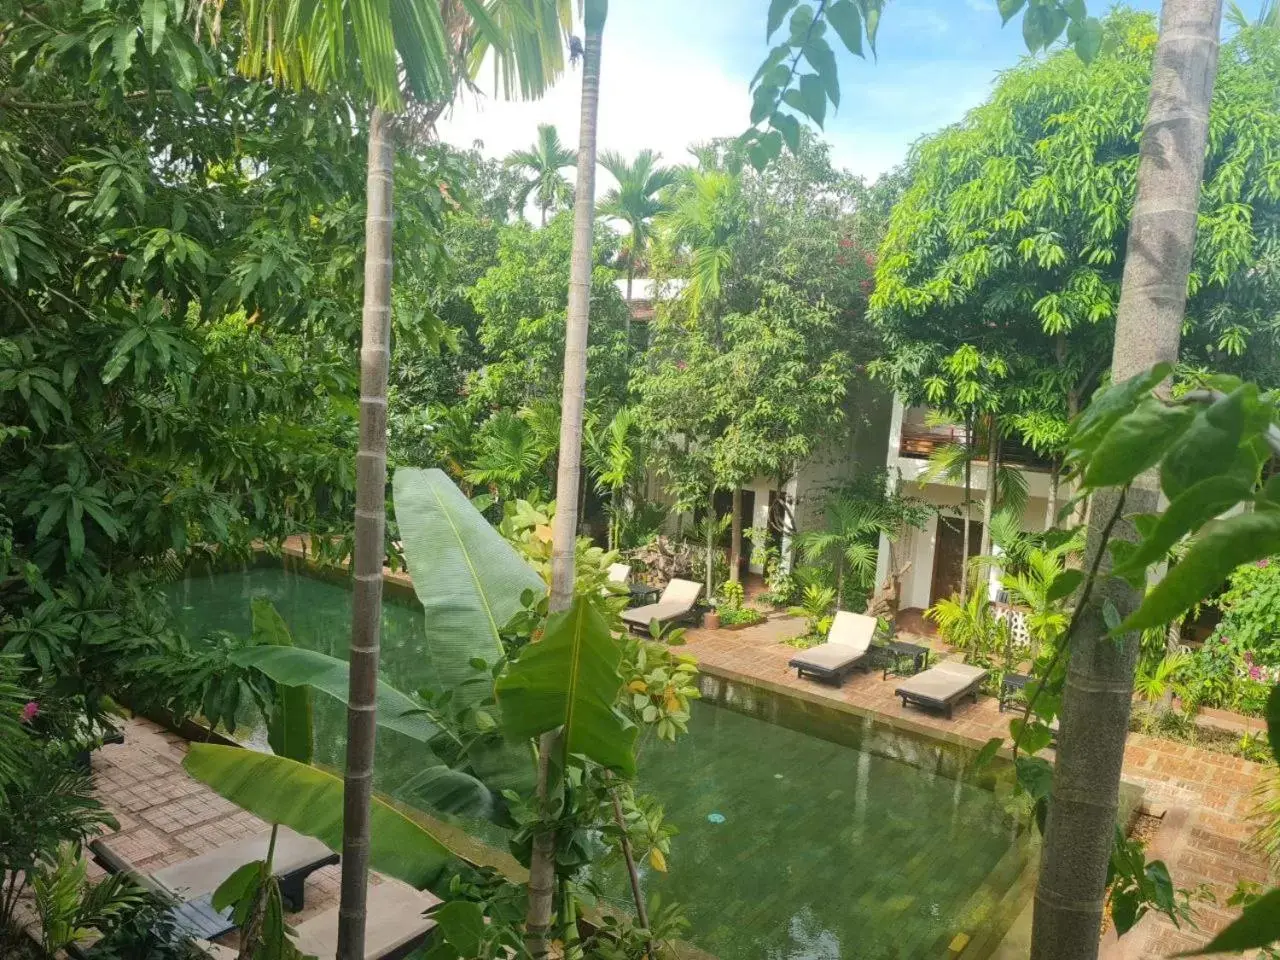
<box><xmin>89</xmin><ymin>720</ymin><xmax>348</xmax><ymax>940</ymax></box>
<box><xmin>681</xmin><ymin>615</ymin><xmax>1278</xmax><ymax>958</ymax></box>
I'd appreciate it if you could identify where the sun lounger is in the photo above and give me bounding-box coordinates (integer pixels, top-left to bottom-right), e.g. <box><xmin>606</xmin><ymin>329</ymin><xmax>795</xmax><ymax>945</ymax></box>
<box><xmin>189</xmin><ymin>882</ymin><xmax>438</xmax><ymax>960</ymax></box>
<box><xmin>90</xmin><ymin>827</ymin><xmax>338</xmax><ymax>940</ymax></box>
<box><xmin>152</xmin><ymin>827</ymin><xmax>337</xmax><ymax>910</ymax></box>
<box><xmin>621</xmin><ymin>577</ymin><xmax>702</xmax><ymax>631</ymax></box>
<box><xmin>292</xmin><ymin>880</ymin><xmax>441</xmax><ymax>960</ymax></box>
<box><xmin>895</xmin><ymin>661</ymin><xmax>989</xmax><ymax>718</ymax></box>
<box><xmin>787</xmin><ymin>611</ymin><xmax>877</xmax><ymax>684</ymax></box>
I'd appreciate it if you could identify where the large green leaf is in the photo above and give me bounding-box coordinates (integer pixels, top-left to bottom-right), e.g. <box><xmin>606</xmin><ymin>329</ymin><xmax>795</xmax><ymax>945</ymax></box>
<box><xmin>826</xmin><ymin>0</ymin><xmax>863</xmax><ymax>57</ymax></box>
<box><xmin>1081</xmin><ymin>397</ymin><xmax>1195</xmax><ymax>490</ymax></box>
<box><xmin>392</xmin><ymin>468</ymin><xmax>545</xmax><ymax>709</ymax></box>
<box><xmin>184</xmin><ymin>744</ymin><xmax>456</xmax><ymax>891</ymax></box>
<box><xmin>766</xmin><ymin>0</ymin><xmax>799</xmax><ymax>38</ymax></box>
<box><xmin>1119</xmin><ymin>511</ymin><xmax>1280</xmax><ymax>633</ymax></box>
<box><xmin>252</xmin><ymin>600</ymin><xmax>313</xmax><ymax>765</ymax></box>
<box><xmin>1113</xmin><ymin>476</ymin><xmax>1254</xmax><ymax>579</ymax></box>
<box><xmin>1068</xmin><ymin>364</ymin><xmax>1171</xmax><ymax>464</ymax></box>
<box><xmin>231</xmin><ymin>646</ymin><xmax>441</xmax><ymax>746</ymax></box>
<box><xmin>494</xmin><ymin>597</ymin><xmax>636</xmax><ymax>776</ymax></box>
<box><xmin>1160</xmin><ymin>386</ymin><xmax>1252</xmax><ymax>500</ymax></box>
<box><xmin>1185</xmin><ymin>887</ymin><xmax>1280</xmax><ymax>954</ymax></box>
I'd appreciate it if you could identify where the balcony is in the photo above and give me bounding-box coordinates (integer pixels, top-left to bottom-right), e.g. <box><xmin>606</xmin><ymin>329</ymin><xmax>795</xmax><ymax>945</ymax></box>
<box><xmin>898</xmin><ymin>410</ymin><xmax>1055</xmax><ymax>473</ymax></box>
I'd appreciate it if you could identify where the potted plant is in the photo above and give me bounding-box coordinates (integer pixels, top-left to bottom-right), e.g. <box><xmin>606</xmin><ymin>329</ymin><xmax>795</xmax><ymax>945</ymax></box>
<box><xmin>713</xmin><ymin>582</ymin><xmax>766</xmax><ymax>631</ymax></box>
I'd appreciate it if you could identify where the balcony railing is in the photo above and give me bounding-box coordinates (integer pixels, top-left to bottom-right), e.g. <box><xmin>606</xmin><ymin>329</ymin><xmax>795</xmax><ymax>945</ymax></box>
<box><xmin>899</xmin><ymin>426</ymin><xmax>1054</xmax><ymax>472</ymax></box>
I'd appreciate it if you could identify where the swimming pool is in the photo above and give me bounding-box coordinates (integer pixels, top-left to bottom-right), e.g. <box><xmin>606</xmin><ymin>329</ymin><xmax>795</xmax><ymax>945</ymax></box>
<box><xmin>167</xmin><ymin>563</ymin><xmax>1038</xmax><ymax>959</ymax></box>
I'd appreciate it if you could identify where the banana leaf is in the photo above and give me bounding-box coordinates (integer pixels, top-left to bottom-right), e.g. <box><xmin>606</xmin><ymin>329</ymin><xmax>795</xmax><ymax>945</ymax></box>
<box><xmin>495</xmin><ymin>596</ymin><xmax>636</xmax><ymax>776</ymax></box>
<box><xmin>251</xmin><ymin>599</ymin><xmax>313</xmax><ymax>765</ymax></box>
<box><xmin>392</xmin><ymin>467</ymin><xmax>545</xmax><ymax>709</ymax></box>
<box><xmin>230</xmin><ymin>645</ymin><xmax>441</xmax><ymax>746</ymax></box>
<box><xmin>184</xmin><ymin>744</ymin><xmax>457</xmax><ymax>891</ymax></box>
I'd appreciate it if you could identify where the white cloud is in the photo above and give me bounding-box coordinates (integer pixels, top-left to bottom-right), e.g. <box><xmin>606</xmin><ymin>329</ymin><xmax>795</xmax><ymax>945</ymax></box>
<box><xmin>437</xmin><ymin>41</ymin><xmax>751</xmax><ymax>191</ymax></box>
<box><xmin>435</xmin><ymin>8</ymin><xmax>1002</xmax><ymax>188</ymax></box>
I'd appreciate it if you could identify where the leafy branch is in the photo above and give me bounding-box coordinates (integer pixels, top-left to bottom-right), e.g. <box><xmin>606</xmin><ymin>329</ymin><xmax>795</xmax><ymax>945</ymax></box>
<box><xmin>745</xmin><ymin>0</ymin><xmax>1104</xmax><ymax>170</ymax></box>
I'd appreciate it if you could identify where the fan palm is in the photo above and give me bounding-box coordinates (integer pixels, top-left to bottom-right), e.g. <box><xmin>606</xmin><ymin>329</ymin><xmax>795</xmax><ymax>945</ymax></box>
<box><xmin>597</xmin><ymin>150</ymin><xmax>678</xmax><ymax>301</ymax></box>
<box><xmin>795</xmin><ymin>498</ymin><xmax>893</xmax><ymax>609</ymax></box>
<box><xmin>507</xmin><ymin>123</ymin><xmax>577</xmax><ymax>225</ymax></box>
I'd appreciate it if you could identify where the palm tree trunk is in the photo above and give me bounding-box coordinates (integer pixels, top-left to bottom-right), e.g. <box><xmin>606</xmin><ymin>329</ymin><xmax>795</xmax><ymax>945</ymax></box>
<box><xmin>960</xmin><ymin>413</ymin><xmax>973</xmax><ymax>598</ymax></box>
<box><xmin>528</xmin><ymin>5</ymin><xmax>605</xmax><ymax>956</ymax></box>
<box><xmin>704</xmin><ymin>483</ymin><xmax>716</xmax><ymax>599</ymax></box>
<box><xmin>980</xmin><ymin>419</ymin><xmax>998</xmax><ymax>557</ymax></box>
<box><xmin>729</xmin><ymin>487</ymin><xmax>743</xmax><ymax>584</ymax></box>
<box><xmin>1045</xmin><ymin>460</ymin><xmax>1060</xmax><ymax>532</ymax></box>
<box><xmin>609</xmin><ymin>487</ymin><xmax>620</xmax><ymax>552</ymax></box>
<box><xmin>338</xmin><ymin>104</ymin><xmax>394</xmax><ymax>960</ymax></box>
<box><xmin>1030</xmin><ymin>2</ymin><xmax>1222</xmax><ymax>957</ymax></box>
<box><xmin>623</xmin><ymin>265</ymin><xmax>635</xmax><ymax>363</ymax></box>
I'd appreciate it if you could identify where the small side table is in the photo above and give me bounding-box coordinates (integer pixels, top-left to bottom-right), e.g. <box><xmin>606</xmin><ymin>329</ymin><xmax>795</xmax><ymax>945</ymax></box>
<box><xmin>880</xmin><ymin>640</ymin><xmax>931</xmax><ymax>680</ymax></box>
<box><xmin>999</xmin><ymin>672</ymin><xmax>1032</xmax><ymax>712</ymax></box>
<box><xmin>628</xmin><ymin>584</ymin><xmax>660</xmax><ymax>607</ymax></box>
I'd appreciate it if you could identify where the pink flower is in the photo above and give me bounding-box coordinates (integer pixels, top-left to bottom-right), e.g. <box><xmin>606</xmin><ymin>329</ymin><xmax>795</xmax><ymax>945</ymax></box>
<box><xmin>20</xmin><ymin>701</ymin><xmax>38</xmax><ymax>723</ymax></box>
<box><xmin>1259</xmin><ymin>559</ymin><xmax>1272</xmax><ymax>569</ymax></box>
<box><xmin>1245</xmin><ymin>651</ymin><xmax>1255</xmax><ymax>664</ymax></box>
<box><xmin>1250</xmin><ymin>665</ymin><xmax>1263</xmax><ymax>681</ymax></box>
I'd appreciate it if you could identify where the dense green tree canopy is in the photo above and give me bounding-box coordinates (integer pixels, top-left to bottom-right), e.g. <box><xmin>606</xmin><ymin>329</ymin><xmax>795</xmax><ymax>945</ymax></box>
<box><xmin>638</xmin><ymin>137</ymin><xmax>888</xmax><ymax>502</ymax></box>
<box><xmin>869</xmin><ymin>10</ymin><xmax>1280</xmax><ymax>451</ymax></box>
<box><xmin>0</xmin><ymin>0</ymin><xmax>460</xmax><ymax>709</ymax></box>
<box><xmin>467</xmin><ymin>212</ymin><xmax>630</xmax><ymax>412</ymax></box>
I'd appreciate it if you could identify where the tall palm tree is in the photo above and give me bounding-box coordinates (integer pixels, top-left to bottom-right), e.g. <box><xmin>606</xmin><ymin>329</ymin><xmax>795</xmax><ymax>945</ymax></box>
<box><xmin>657</xmin><ymin>167</ymin><xmax>741</xmax><ymax>321</ymax></box>
<box><xmin>531</xmin><ymin>2</ymin><xmax>607</xmax><ymax>956</ymax></box>
<box><xmin>1030</xmin><ymin>2</ymin><xmax>1225</xmax><ymax>958</ymax></box>
<box><xmin>507</xmin><ymin>123</ymin><xmax>577</xmax><ymax>225</ymax></box>
<box><xmin>226</xmin><ymin>3</ymin><xmax>568</xmax><ymax>956</ymax></box>
<box><xmin>597</xmin><ymin>149</ymin><xmax>678</xmax><ymax>301</ymax></box>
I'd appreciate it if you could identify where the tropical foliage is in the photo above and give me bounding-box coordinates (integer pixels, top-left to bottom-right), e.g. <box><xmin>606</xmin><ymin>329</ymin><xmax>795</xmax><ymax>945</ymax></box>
<box><xmin>870</xmin><ymin>12</ymin><xmax>1280</xmax><ymax>463</ymax></box>
<box><xmin>507</xmin><ymin>124</ymin><xmax>577</xmax><ymax>226</ymax></box>
<box><xmin>183</xmin><ymin>469</ymin><xmax>698</xmax><ymax>957</ymax></box>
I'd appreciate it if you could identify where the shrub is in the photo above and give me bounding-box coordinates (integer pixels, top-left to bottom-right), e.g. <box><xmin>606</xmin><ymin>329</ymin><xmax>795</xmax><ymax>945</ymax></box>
<box><xmin>1210</xmin><ymin>555</ymin><xmax>1280</xmax><ymax>666</ymax></box>
<box><xmin>787</xmin><ymin>584</ymin><xmax>836</xmax><ymax>638</ymax></box>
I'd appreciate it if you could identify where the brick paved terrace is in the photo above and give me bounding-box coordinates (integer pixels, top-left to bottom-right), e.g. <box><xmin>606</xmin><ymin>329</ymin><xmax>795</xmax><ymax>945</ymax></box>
<box><xmin>680</xmin><ymin>613</ymin><xmax>1278</xmax><ymax>959</ymax></box>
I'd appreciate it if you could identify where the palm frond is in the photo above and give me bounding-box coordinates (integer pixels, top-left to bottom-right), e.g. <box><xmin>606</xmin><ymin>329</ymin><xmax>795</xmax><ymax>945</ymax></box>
<box><xmin>918</xmin><ymin>441</ymin><xmax>969</xmax><ymax>486</ymax></box>
<box><xmin>467</xmin><ymin>0</ymin><xmax>572</xmax><ymax>102</ymax></box>
<box><xmin>996</xmin><ymin>463</ymin><xmax>1029</xmax><ymax>517</ymax></box>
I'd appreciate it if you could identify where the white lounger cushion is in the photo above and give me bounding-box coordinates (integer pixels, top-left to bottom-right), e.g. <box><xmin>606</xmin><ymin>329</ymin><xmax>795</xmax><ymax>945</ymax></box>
<box><xmin>621</xmin><ymin>578</ymin><xmax>702</xmax><ymax>626</ymax></box>
<box><xmin>292</xmin><ymin>881</ymin><xmax>440</xmax><ymax>960</ymax></box>
<box><xmin>896</xmin><ymin>661</ymin><xmax>987</xmax><ymax>702</ymax></box>
<box><xmin>826</xmin><ymin>611</ymin><xmax>876</xmax><ymax>653</ymax></box>
<box><xmin>153</xmin><ymin>827</ymin><xmax>334</xmax><ymax>900</ymax></box>
<box><xmin>607</xmin><ymin>563</ymin><xmax>631</xmax><ymax>584</ymax></box>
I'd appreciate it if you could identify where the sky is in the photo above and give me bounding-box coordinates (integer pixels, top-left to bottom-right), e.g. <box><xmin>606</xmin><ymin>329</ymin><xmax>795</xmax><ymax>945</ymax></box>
<box><xmin>433</xmin><ymin>0</ymin><xmax>1232</xmax><ymax>186</ymax></box>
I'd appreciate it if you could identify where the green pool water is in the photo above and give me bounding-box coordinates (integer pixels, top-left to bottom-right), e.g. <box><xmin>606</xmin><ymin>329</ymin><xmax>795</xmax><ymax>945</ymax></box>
<box><xmin>167</xmin><ymin>565</ymin><xmax>1036</xmax><ymax>960</ymax></box>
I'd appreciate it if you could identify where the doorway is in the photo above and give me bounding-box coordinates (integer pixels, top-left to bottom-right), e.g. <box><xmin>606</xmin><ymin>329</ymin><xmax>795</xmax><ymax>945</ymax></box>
<box><xmin>930</xmin><ymin>516</ymin><xmax>984</xmax><ymax>604</ymax></box>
